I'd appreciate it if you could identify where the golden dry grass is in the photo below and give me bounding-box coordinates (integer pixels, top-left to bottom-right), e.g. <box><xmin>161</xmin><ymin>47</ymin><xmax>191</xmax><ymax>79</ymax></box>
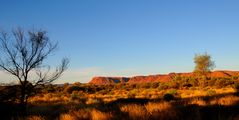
<box><xmin>29</xmin><ymin>93</ymin><xmax>69</xmax><ymax>103</ymax></box>
<box><xmin>145</xmin><ymin>102</ymin><xmax>179</xmax><ymax>120</ymax></box>
<box><xmin>120</xmin><ymin>104</ymin><xmax>149</xmax><ymax>120</ymax></box>
<box><xmin>24</xmin><ymin>84</ymin><xmax>239</xmax><ymax>120</ymax></box>
<box><xmin>59</xmin><ymin>109</ymin><xmax>112</xmax><ymax>120</ymax></box>
<box><xmin>210</xmin><ymin>95</ymin><xmax>239</xmax><ymax>106</ymax></box>
<box><xmin>189</xmin><ymin>98</ymin><xmax>207</xmax><ymax>106</ymax></box>
<box><xmin>16</xmin><ymin>116</ymin><xmax>45</xmax><ymax>120</ymax></box>
<box><xmin>27</xmin><ymin>116</ymin><xmax>45</xmax><ymax>120</ymax></box>
<box><xmin>91</xmin><ymin>109</ymin><xmax>112</xmax><ymax>120</ymax></box>
<box><xmin>69</xmin><ymin>109</ymin><xmax>91</xmax><ymax>120</ymax></box>
<box><xmin>59</xmin><ymin>113</ymin><xmax>77</xmax><ymax>120</ymax></box>
<box><xmin>23</xmin><ymin>94</ymin><xmax>239</xmax><ymax>120</ymax></box>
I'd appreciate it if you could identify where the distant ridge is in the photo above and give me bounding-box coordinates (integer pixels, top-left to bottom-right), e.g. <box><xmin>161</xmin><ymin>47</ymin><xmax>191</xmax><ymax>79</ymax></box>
<box><xmin>89</xmin><ymin>70</ymin><xmax>239</xmax><ymax>85</ymax></box>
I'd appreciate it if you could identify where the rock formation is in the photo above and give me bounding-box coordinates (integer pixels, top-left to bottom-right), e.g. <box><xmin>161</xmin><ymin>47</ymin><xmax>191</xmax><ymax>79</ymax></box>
<box><xmin>89</xmin><ymin>70</ymin><xmax>239</xmax><ymax>85</ymax></box>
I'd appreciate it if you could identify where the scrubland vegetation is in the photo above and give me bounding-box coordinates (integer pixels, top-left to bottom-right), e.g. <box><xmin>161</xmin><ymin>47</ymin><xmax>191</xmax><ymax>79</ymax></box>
<box><xmin>0</xmin><ymin>29</ymin><xmax>238</xmax><ymax>119</ymax></box>
<box><xmin>1</xmin><ymin>75</ymin><xmax>239</xmax><ymax>120</ymax></box>
<box><xmin>0</xmin><ymin>50</ymin><xmax>239</xmax><ymax>120</ymax></box>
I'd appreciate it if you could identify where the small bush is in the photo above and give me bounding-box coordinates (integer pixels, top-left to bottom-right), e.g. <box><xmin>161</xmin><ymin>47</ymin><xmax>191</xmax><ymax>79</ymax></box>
<box><xmin>167</xmin><ymin>89</ymin><xmax>177</xmax><ymax>95</ymax></box>
<box><xmin>168</xmin><ymin>82</ymin><xmax>180</xmax><ymax>89</ymax></box>
<box><xmin>214</xmin><ymin>78</ymin><xmax>233</xmax><ymax>88</ymax></box>
<box><xmin>127</xmin><ymin>92</ymin><xmax>136</xmax><ymax>98</ymax></box>
<box><xmin>158</xmin><ymin>83</ymin><xmax>169</xmax><ymax>90</ymax></box>
<box><xmin>70</xmin><ymin>92</ymin><xmax>79</xmax><ymax>101</ymax></box>
<box><xmin>233</xmin><ymin>83</ymin><xmax>239</xmax><ymax>92</ymax></box>
<box><xmin>150</xmin><ymin>82</ymin><xmax>160</xmax><ymax>89</ymax></box>
<box><xmin>163</xmin><ymin>93</ymin><xmax>175</xmax><ymax>101</ymax></box>
<box><xmin>64</xmin><ymin>85</ymin><xmax>84</xmax><ymax>94</ymax></box>
<box><xmin>206</xmin><ymin>90</ymin><xmax>216</xmax><ymax>96</ymax></box>
<box><xmin>231</xmin><ymin>76</ymin><xmax>239</xmax><ymax>81</ymax></box>
<box><xmin>140</xmin><ymin>83</ymin><xmax>151</xmax><ymax>89</ymax></box>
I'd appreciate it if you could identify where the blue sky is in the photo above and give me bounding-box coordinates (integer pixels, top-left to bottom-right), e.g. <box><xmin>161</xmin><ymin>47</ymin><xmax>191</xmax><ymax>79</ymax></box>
<box><xmin>0</xmin><ymin>0</ymin><xmax>239</xmax><ymax>83</ymax></box>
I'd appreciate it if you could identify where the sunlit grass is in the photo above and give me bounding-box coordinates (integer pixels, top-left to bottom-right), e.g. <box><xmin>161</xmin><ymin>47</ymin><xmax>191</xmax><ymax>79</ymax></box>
<box><xmin>7</xmin><ymin>77</ymin><xmax>239</xmax><ymax>120</ymax></box>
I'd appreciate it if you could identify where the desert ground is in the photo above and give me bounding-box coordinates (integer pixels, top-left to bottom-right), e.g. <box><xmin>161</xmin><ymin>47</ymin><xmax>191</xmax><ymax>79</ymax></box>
<box><xmin>1</xmin><ymin>71</ymin><xmax>239</xmax><ymax>120</ymax></box>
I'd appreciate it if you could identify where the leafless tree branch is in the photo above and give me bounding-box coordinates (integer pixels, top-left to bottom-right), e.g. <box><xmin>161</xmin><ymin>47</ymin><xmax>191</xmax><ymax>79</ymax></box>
<box><xmin>0</xmin><ymin>28</ymin><xmax>69</xmax><ymax>104</ymax></box>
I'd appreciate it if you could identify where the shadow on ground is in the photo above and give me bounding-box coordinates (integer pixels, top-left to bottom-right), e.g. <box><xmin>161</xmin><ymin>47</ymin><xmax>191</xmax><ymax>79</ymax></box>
<box><xmin>0</xmin><ymin>90</ymin><xmax>239</xmax><ymax>120</ymax></box>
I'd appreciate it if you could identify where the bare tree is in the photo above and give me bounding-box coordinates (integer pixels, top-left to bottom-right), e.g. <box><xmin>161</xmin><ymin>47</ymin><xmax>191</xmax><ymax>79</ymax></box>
<box><xmin>0</xmin><ymin>28</ymin><xmax>69</xmax><ymax>106</ymax></box>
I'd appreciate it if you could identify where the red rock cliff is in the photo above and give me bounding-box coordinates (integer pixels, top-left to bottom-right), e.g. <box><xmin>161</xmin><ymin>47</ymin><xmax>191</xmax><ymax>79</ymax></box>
<box><xmin>89</xmin><ymin>70</ymin><xmax>239</xmax><ymax>85</ymax></box>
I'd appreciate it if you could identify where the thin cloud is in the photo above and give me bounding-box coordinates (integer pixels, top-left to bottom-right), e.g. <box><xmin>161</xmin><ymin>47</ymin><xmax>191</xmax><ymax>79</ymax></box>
<box><xmin>55</xmin><ymin>67</ymin><xmax>145</xmax><ymax>83</ymax></box>
<box><xmin>1</xmin><ymin>67</ymin><xmax>175</xmax><ymax>84</ymax></box>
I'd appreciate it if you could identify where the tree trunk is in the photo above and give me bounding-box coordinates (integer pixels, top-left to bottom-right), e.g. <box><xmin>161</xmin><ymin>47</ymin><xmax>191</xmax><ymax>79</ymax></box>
<box><xmin>20</xmin><ymin>86</ymin><xmax>27</xmax><ymax>116</ymax></box>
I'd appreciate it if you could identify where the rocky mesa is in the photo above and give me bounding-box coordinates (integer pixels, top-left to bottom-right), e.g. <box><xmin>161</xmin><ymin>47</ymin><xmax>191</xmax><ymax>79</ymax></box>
<box><xmin>89</xmin><ymin>70</ymin><xmax>239</xmax><ymax>85</ymax></box>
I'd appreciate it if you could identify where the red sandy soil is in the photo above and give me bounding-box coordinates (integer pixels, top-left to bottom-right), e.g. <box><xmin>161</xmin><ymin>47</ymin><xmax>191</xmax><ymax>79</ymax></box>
<box><xmin>89</xmin><ymin>70</ymin><xmax>239</xmax><ymax>85</ymax></box>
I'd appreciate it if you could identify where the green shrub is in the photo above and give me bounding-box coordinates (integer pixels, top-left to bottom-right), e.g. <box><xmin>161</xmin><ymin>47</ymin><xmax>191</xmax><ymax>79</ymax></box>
<box><xmin>98</xmin><ymin>89</ymin><xmax>109</xmax><ymax>95</ymax></box>
<box><xmin>163</xmin><ymin>93</ymin><xmax>175</xmax><ymax>101</ymax></box>
<box><xmin>206</xmin><ymin>89</ymin><xmax>216</xmax><ymax>96</ymax></box>
<box><xmin>233</xmin><ymin>83</ymin><xmax>239</xmax><ymax>92</ymax></box>
<box><xmin>173</xmin><ymin>75</ymin><xmax>182</xmax><ymax>81</ymax></box>
<box><xmin>232</xmin><ymin>75</ymin><xmax>239</xmax><ymax>81</ymax></box>
<box><xmin>136</xmin><ymin>83</ymin><xmax>142</xmax><ymax>89</ymax></box>
<box><xmin>70</xmin><ymin>92</ymin><xmax>79</xmax><ymax>101</ymax></box>
<box><xmin>214</xmin><ymin>78</ymin><xmax>233</xmax><ymax>88</ymax></box>
<box><xmin>150</xmin><ymin>82</ymin><xmax>160</xmax><ymax>89</ymax></box>
<box><xmin>207</xmin><ymin>79</ymin><xmax>216</xmax><ymax>86</ymax></box>
<box><xmin>158</xmin><ymin>83</ymin><xmax>169</xmax><ymax>90</ymax></box>
<box><xmin>64</xmin><ymin>85</ymin><xmax>84</xmax><ymax>94</ymax></box>
<box><xmin>41</xmin><ymin>85</ymin><xmax>57</xmax><ymax>93</ymax></box>
<box><xmin>167</xmin><ymin>89</ymin><xmax>177</xmax><ymax>95</ymax></box>
<box><xmin>140</xmin><ymin>83</ymin><xmax>151</xmax><ymax>89</ymax></box>
<box><xmin>127</xmin><ymin>92</ymin><xmax>136</xmax><ymax>98</ymax></box>
<box><xmin>126</xmin><ymin>84</ymin><xmax>137</xmax><ymax>90</ymax></box>
<box><xmin>168</xmin><ymin>82</ymin><xmax>180</xmax><ymax>89</ymax></box>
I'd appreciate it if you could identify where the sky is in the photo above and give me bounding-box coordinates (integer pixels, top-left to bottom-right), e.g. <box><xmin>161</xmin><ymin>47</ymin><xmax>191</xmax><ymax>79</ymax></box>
<box><xmin>0</xmin><ymin>0</ymin><xmax>239</xmax><ymax>83</ymax></box>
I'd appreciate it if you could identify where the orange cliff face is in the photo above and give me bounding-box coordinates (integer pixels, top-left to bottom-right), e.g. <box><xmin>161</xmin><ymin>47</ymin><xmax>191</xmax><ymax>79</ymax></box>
<box><xmin>88</xmin><ymin>70</ymin><xmax>239</xmax><ymax>85</ymax></box>
<box><xmin>89</xmin><ymin>77</ymin><xmax>129</xmax><ymax>85</ymax></box>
